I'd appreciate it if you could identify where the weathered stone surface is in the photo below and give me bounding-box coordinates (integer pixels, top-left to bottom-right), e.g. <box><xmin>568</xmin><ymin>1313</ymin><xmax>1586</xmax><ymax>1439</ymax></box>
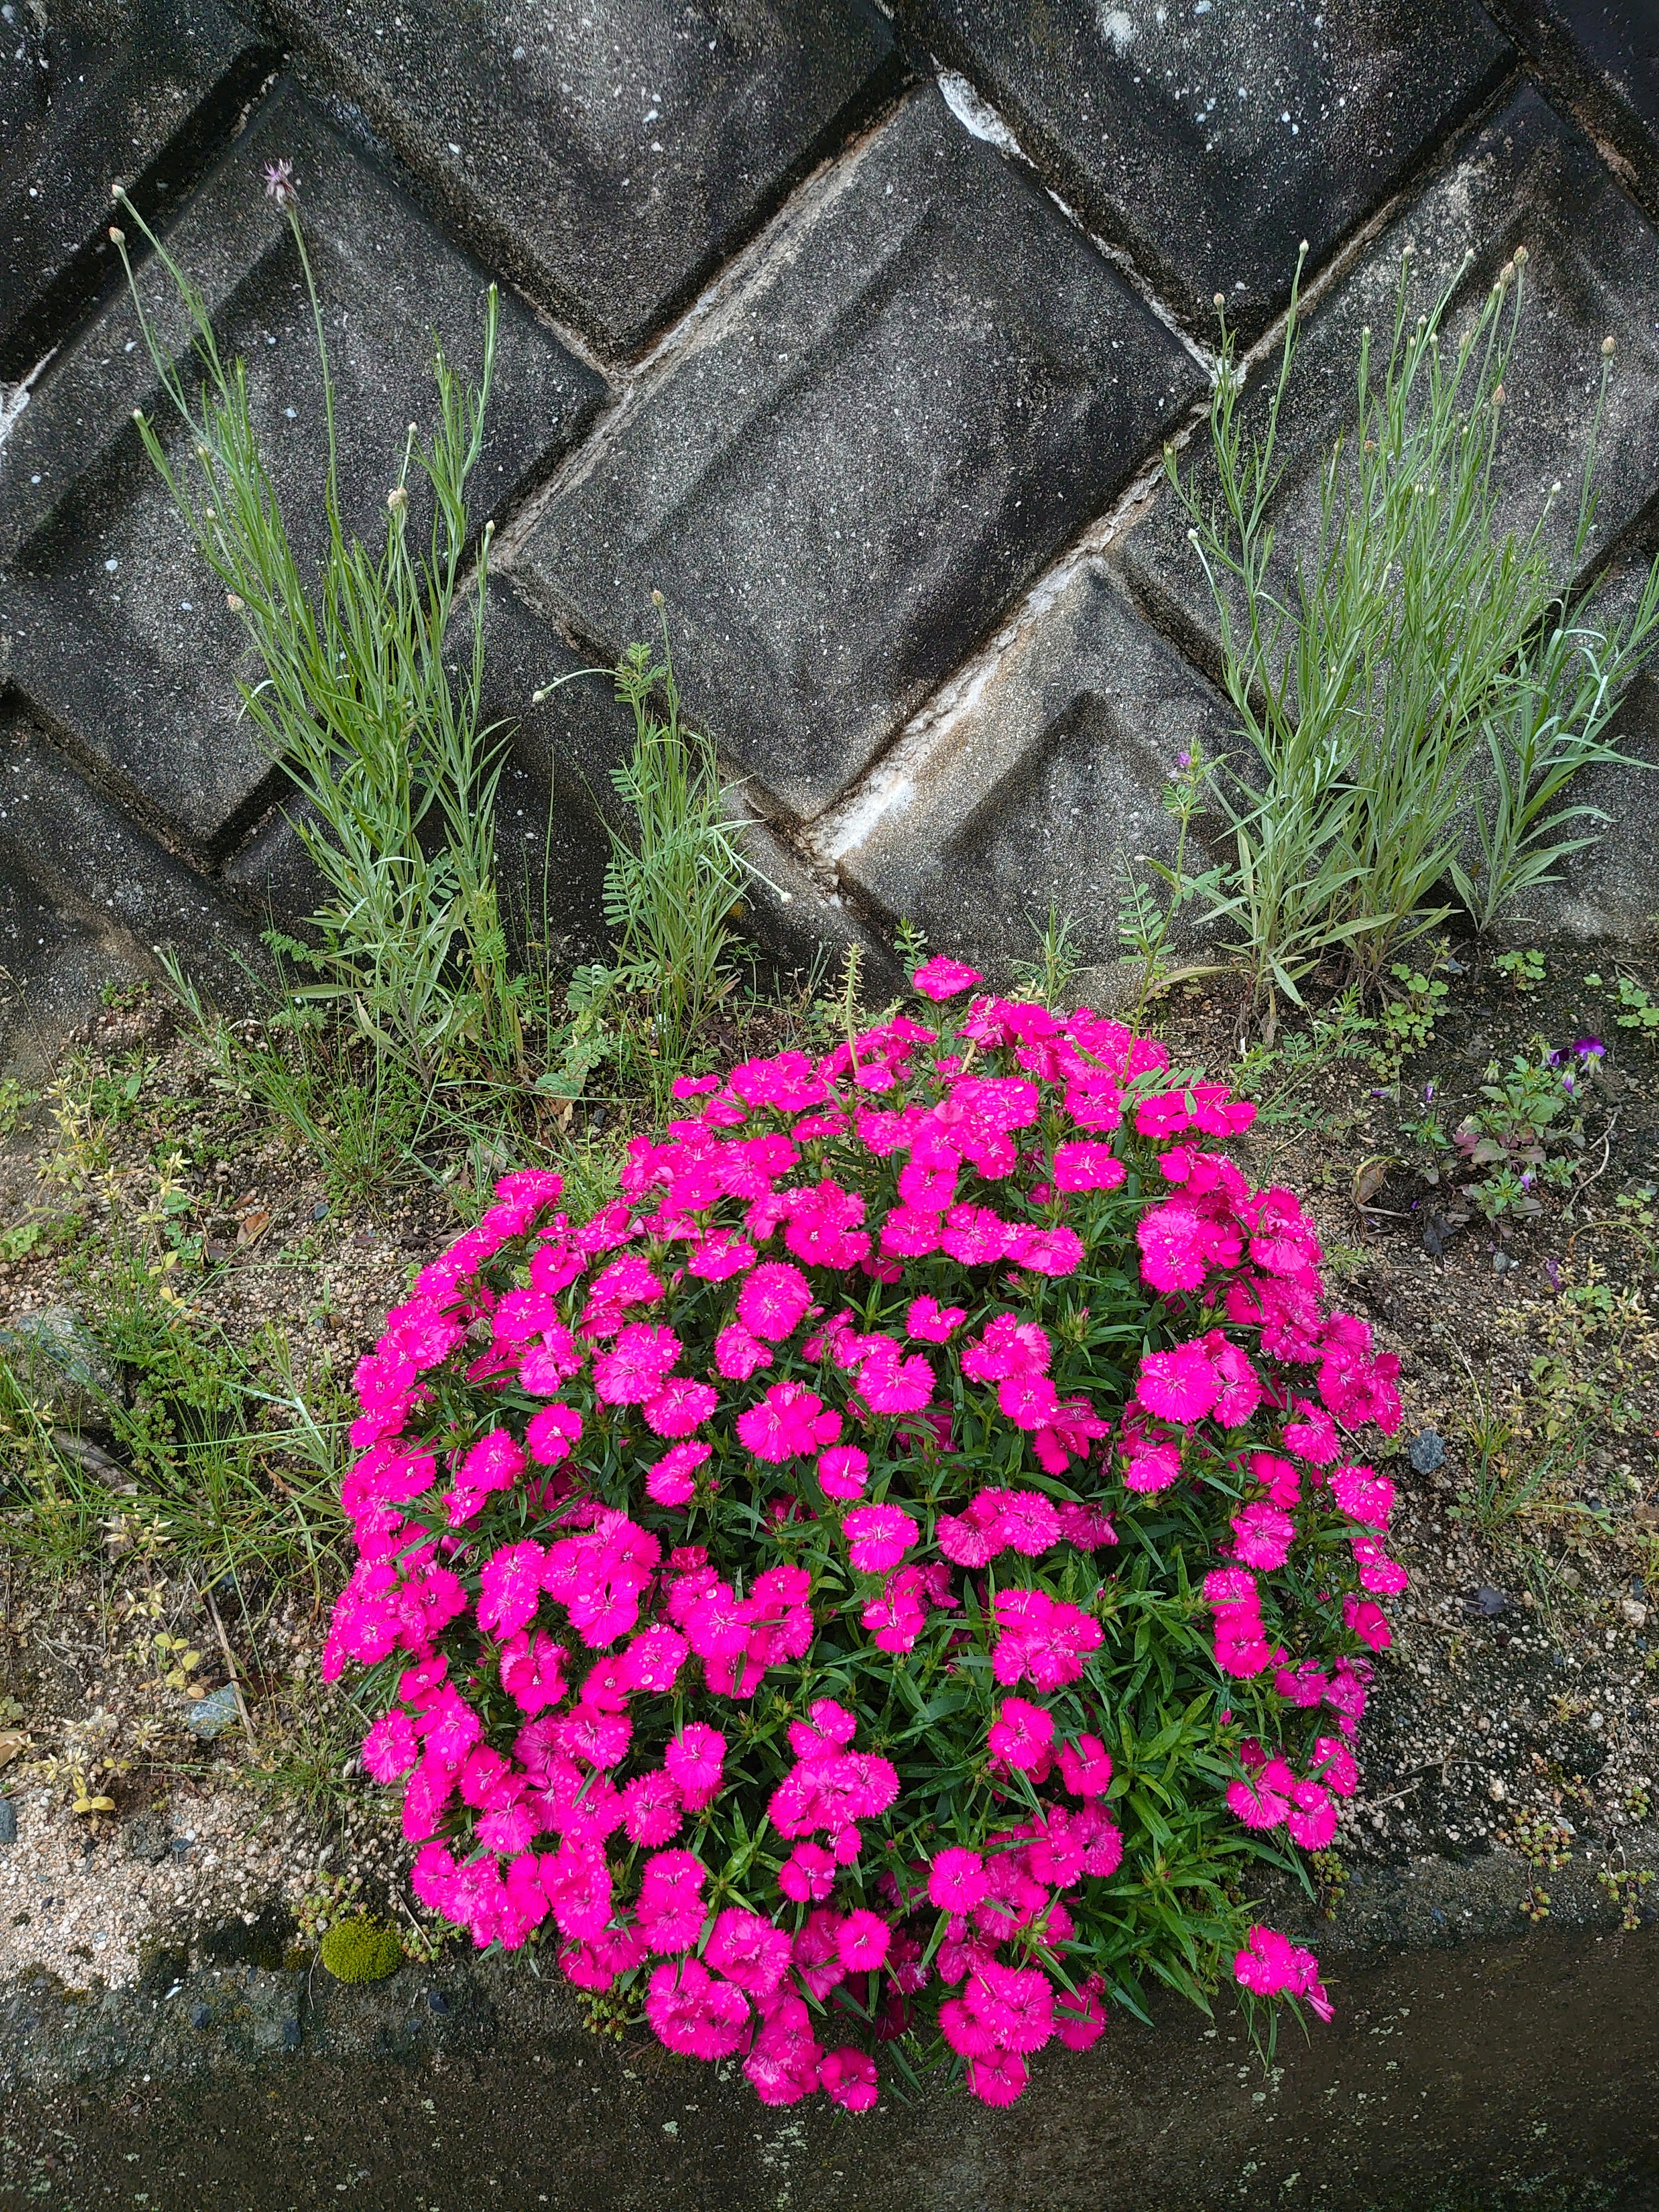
<box><xmin>0</xmin><ymin>82</ymin><xmax>606</xmax><ymax>859</ymax></box>
<box><xmin>0</xmin><ymin>715</ymin><xmax>267</xmax><ymax>1047</ymax></box>
<box><xmin>0</xmin><ymin>0</ymin><xmax>272</xmax><ymax>378</ymax></box>
<box><xmin>896</xmin><ymin>0</ymin><xmax>1512</xmax><ymax>339</ymax></box>
<box><xmin>515</xmin><ymin>84</ymin><xmax>1203</xmax><ymax>827</ymax></box>
<box><xmin>1489</xmin><ymin>0</ymin><xmax>1659</xmax><ymax>214</ymax></box>
<box><xmin>827</xmin><ymin>557</ymin><xmax>1239</xmax><ymax>984</ymax></box>
<box><xmin>1123</xmin><ymin>85</ymin><xmax>1659</xmax><ymax>659</ymax></box>
<box><xmin>266</xmin><ymin>0</ymin><xmax>903</xmax><ymax>358</ymax></box>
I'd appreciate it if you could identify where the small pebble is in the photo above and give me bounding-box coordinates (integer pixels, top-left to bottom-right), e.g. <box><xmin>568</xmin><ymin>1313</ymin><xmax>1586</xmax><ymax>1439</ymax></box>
<box><xmin>0</xmin><ymin>1799</ymin><xmax>16</xmax><ymax>1846</ymax></box>
<box><xmin>428</xmin><ymin>1988</ymin><xmax>449</xmax><ymax>2015</ymax></box>
<box><xmin>190</xmin><ymin>2002</ymin><xmax>211</xmax><ymax>2030</ymax></box>
<box><xmin>1474</xmin><ymin>1587</ymin><xmax>1507</xmax><ymax>1618</ymax></box>
<box><xmin>1408</xmin><ymin>1430</ymin><xmax>1446</xmax><ymax>1475</ymax></box>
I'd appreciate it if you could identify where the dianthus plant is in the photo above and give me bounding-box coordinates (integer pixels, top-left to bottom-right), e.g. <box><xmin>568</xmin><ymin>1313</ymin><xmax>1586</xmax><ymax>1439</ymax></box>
<box><xmin>329</xmin><ymin>957</ymin><xmax>1406</xmax><ymax>2114</ymax></box>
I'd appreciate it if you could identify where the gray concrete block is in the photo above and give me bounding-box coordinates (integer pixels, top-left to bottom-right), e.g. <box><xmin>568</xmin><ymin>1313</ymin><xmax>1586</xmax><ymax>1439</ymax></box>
<box><xmin>0</xmin><ymin>0</ymin><xmax>273</xmax><ymax>379</ymax></box>
<box><xmin>515</xmin><ymin>83</ymin><xmax>1204</xmax><ymax>828</ymax></box>
<box><xmin>828</xmin><ymin>556</ymin><xmax>1240</xmax><ymax>983</ymax></box>
<box><xmin>0</xmin><ymin>81</ymin><xmax>606</xmax><ymax>860</ymax></box>
<box><xmin>1487</xmin><ymin>0</ymin><xmax>1659</xmax><ymax>217</ymax></box>
<box><xmin>0</xmin><ymin>713</ymin><xmax>270</xmax><ymax>1030</ymax></box>
<box><xmin>895</xmin><ymin>0</ymin><xmax>1513</xmax><ymax>340</ymax></box>
<box><xmin>265</xmin><ymin>0</ymin><xmax>903</xmax><ymax>359</ymax></box>
<box><xmin>1122</xmin><ymin>84</ymin><xmax>1659</xmax><ymax>661</ymax></box>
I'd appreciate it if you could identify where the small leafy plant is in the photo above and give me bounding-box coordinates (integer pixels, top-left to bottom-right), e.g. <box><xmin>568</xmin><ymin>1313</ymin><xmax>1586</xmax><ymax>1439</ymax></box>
<box><xmin>331</xmin><ymin>961</ymin><xmax>1408</xmax><ymax>2114</ymax></box>
<box><xmin>1496</xmin><ymin>949</ymin><xmax>1546</xmax><ymax>995</ymax></box>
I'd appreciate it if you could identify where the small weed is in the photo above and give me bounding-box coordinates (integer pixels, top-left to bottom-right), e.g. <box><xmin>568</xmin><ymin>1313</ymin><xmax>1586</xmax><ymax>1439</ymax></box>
<box><xmin>1598</xmin><ymin>1865</ymin><xmax>1654</xmax><ymax>1930</ymax></box>
<box><xmin>1371</xmin><ymin>961</ymin><xmax>1448</xmax><ymax>1082</ymax></box>
<box><xmin>0</xmin><ymin>1077</ymin><xmax>36</xmax><ymax>1141</ymax></box>
<box><xmin>1583</xmin><ymin>971</ymin><xmax>1659</xmax><ymax>1038</ymax></box>
<box><xmin>1496</xmin><ymin>947</ymin><xmax>1547</xmax><ymax>995</ymax></box>
<box><xmin>1010</xmin><ymin>902</ymin><xmax>1084</xmax><ymax>1010</ymax></box>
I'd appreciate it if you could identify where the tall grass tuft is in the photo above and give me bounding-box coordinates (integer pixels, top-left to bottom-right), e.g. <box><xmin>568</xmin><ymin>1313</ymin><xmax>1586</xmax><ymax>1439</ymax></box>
<box><xmin>1168</xmin><ymin>244</ymin><xmax>1659</xmax><ymax>1029</ymax></box>
<box><xmin>111</xmin><ymin>180</ymin><xmax>522</xmax><ymax>1081</ymax></box>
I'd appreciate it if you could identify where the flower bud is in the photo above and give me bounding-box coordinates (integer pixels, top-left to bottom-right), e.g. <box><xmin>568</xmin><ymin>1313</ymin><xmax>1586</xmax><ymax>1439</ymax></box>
<box><xmin>651</xmin><ymin>588</ymin><xmax>665</xmax><ymax>607</ymax></box>
<box><xmin>387</xmin><ymin>484</ymin><xmax>408</xmax><ymax>512</ymax></box>
<box><xmin>1513</xmin><ymin>244</ymin><xmax>1528</xmax><ymax>265</ymax></box>
<box><xmin>1213</xmin><ymin>291</ymin><xmax>1226</xmax><ymax>310</ymax></box>
<box><xmin>1602</xmin><ymin>334</ymin><xmax>1616</xmax><ymax>357</ymax></box>
<box><xmin>226</xmin><ymin>593</ymin><xmax>245</xmax><ymax>612</ymax></box>
<box><xmin>108</xmin><ymin>225</ymin><xmax>125</xmax><ymax>246</ymax></box>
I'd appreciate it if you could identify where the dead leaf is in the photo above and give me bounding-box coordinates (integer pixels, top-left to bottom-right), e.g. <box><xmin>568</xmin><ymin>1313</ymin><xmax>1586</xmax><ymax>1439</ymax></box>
<box><xmin>1352</xmin><ymin>1157</ymin><xmax>1393</xmax><ymax>1208</ymax></box>
<box><xmin>236</xmin><ymin>1210</ymin><xmax>271</xmax><ymax>1249</ymax></box>
<box><xmin>0</xmin><ymin>1729</ymin><xmax>28</xmax><ymax>1770</ymax></box>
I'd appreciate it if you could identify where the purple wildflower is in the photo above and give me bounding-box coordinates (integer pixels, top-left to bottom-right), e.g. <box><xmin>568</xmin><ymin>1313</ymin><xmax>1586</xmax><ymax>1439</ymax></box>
<box><xmin>263</xmin><ymin>159</ymin><xmax>298</xmax><ymax>209</ymax></box>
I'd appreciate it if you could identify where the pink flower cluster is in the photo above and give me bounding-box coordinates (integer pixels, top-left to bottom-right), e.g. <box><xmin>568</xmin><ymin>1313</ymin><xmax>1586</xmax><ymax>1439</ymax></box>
<box><xmin>331</xmin><ymin>968</ymin><xmax>1407</xmax><ymax>2114</ymax></box>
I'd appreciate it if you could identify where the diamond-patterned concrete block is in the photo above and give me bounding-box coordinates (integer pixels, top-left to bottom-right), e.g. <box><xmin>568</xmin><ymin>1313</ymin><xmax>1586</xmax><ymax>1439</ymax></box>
<box><xmin>0</xmin><ymin>714</ymin><xmax>268</xmax><ymax>1041</ymax></box>
<box><xmin>1123</xmin><ymin>85</ymin><xmax>1659</xmax><ymax>660</ymax></box>
<box><xmin>0</xmin><ymin>0</ymin><xmax>272</xmax><ymax>378</ymax></box>
<box><xmin>266</xmin><ymin>0</ymin><xmax>903</xmax><ymax>359</ymax></box>
<box><xmin>1488</xmin><ymin>2</ymin><xmax>1659</xmax><ymax>215</ymax></box>
<box><xmin>826</xmin><ymin>557</ymin><xmax>1239</xmax><ymax>979</ymax></box>
<box><xmin>513</xmin><ymin>84</ymin><xmax>1204</xmax><ymax>827</ymax></box>
<box><xmin>894</xmin><ymin>0</ymin><xmax>1512</xmax><ymax>339</ymax></box>
<box><xmin>0</xmin><ymin>83</ymin><xmax>606</xmax><ymax>863</ymax></box>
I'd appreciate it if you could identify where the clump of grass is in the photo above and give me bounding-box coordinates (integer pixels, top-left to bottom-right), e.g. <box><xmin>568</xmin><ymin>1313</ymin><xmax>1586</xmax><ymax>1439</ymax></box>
<box><xmin>1168</xmin><ymin>242</ymin><xmax>1659</xmax><ymax>1030</ymax></box>
<box><xmin>111</xmin><ymin>178</ymin><xmax>523</xmax><ymax>1083</ymax></box>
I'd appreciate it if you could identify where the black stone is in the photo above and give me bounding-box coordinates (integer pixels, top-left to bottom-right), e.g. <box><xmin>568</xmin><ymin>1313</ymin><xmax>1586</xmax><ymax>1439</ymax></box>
<box><xmin>1409</xmin><ymin>1429</ymin><xmax>1447</xmax><ymax>1475</ymax></box>
<box><xmin>1489</xmin><ymin>1</ymin><xmax>1659</xmax><ymax>216</ymax></box>
<box><xmin>189</xmin><ymin>2002</ymin><xmax>211</xmax><ymax>2030</ymax></box>
<box><xmin>0</xmin><ymin>0</ymin><xmax>273</xmax><ymax>380</ymax></box>
<box><xmin>1474</xmin><ymin>1586</ymin><xmax>1509</xmax><ymax>1617</ymax></box>
<box><xmin>830</xmin><ymin>556</ymin><xmax>1239</xmax><ymax>979</ymax></box>
<box><xmin>281</xmin><ymin>2015</ymin><xmax>302</xmax><ymax>2050</ymax></box>
<box><xmin>0</xmin><ymin>715</ymin><xmax>269</xmax><ymax>1010</ymax></box>
<box><xmin>515</xmin><ymin>85</ymin><xmax>1203</xmax><ymax>826</ymax></box>
<box><xmin>265</xmin><ymin>0</ymin><xmax>903</xmax><ymax>358</ymax></box>
<box><xmin>1</xmin><ymin>81</ymin><xmax>606</xmax><ymax>859</ymax></box>
<box><xmin>1124</xmin><ymin>86</ymin><xmax>1659</xmax><ymax>658</ymax></box>
<box><xmin>426</xmin><ymin>1989</ymin><xmax>449</xmax><ymax>2015</ymax></box>
<box><xmin>893</xmin><ymin>0</ymin><xmax>1512</xmax><ymax>339</ymax></box>
<box><xmin>0</xmin><ymin>1798</ymin><xmax>16</xmax><ymax>1847</ymax></box>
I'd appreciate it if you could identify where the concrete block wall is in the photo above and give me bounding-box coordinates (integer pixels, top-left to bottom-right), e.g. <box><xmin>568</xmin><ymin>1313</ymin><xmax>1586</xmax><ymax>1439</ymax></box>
<box><xmin>4</xmin><ymin>0</ymin><xmax>1659</xmax><ymax>1043</ymax></box>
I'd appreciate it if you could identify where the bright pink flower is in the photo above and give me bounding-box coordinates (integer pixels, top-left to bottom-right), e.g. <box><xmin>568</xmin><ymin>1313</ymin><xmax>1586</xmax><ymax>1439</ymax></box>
<box><xmin>620</xmin><ymin>1623</ymin><xmax>689</xmax><ymax>1692</ymax></box>
<box><xmin>1351</xmin><ymin>1534</ymin><xmax>1408</xmax><ymax>1595</ymax></box>
<box><xmin>1230</xmin><ymin>1500</ymin><xmax>1296</xmax><ymax>1571</ymax></box>
<box><xmin>1227</xmin><ymin>1756</ymin><xmax>1294</xmax><ymax>1830</ymax></box>
<box><xmin>362</xmin><ymin>1710</ymin><xmax>418</xmax><ymax>1783</ymax></box>
<box><xmin>906</xmin><ymin>1295</ymin><xmax>965</xmax><ymax>1341</ymax></box>
<box><xmin>859</xmin><ymin>1349</ymin><xmax>934</xmax><ymax>1414</ymax></box>
<box><xmin>820</xmin><ymin>2048</ymin><xmax>878</xmax><ymax>2111</ymax></box>
<box><xmin>1054</xmin><ymin>1980</ymin><xmax>1108</xmax><ymax>2051</ymax></box>
<box><xmin>988</xmin><ymin>1696</ymin><xmax>1054</xmax><ymax>1772</ymax></box>
<box><xmin>623</xmin><ymin>1771</ymin><xmax>684</xmax><ymax>1846</ymax></box>
<box><xmin>912</xmin><ymin>955</ymin><xmax>982</xmax><ymax>1000</ymax></box>
<box><xmin>997</xmin><ymin>1372</ymin><xmax>1061</xmax><ymax>1432</ymax></box>
<box><xmin>1343</xmin><ymin>1594</ymin><xmax>1392</xmax><ymax>1652</ymax></box>
<box><xmin>664</xmin><ymin>1724</ymin><xmax>726</xmax><ymax>1808</ymax></box>
<box><xmin>737</xmin><ymin>1260</ymin><xmax>813</xmax><ymax>1342</ymax></box>
<box><xmin>1051</xmin><ymin>1140</ymin><xmax>1126</xmax><ymax>1192</ymax></box>
<box><xmin>928</xmin><ymin>1847</ymin><xmax>988</xmax><ymax>1912</ymax></box>
<box><xmin>1137</xmin><ymin>1341</ymin><xmax>1220</xmax><ymax>1425</ymax></box>
<box><xmin>738</xmin><ymin>1380</ymin><xmax>839</xmax><ymax>1463</ymax></box>
<box><xmin>1233</xmin><ymin>1925</ymin><xmax>1332</xmax><ymax>2021</ymax></box>
<box><xmin>593</xmin><ymin>1322</ymin><xmax>682</xmax><ymax>1405</ymax></box>
<box><xmin>499</xmin><ymin>1630</ymin><xmax>568</xmax><ymax>1714</ymax></box>
<box><xmin>1330</xmin><ymin>1462</ymin><xmax>1395</xmax><ymax>1531</ymax></box>
<box><xmin>778</xmin><ymin>1841</ymin><xmax>837</xmax><ymax>1903</ymax></box>
<box><xmin>817</xmin><ymin>1445</ymin><xmax>869</xmax><ymax>1499</ymax></box>
<box><xmin>642</xmin><ymin>1376</ymin><xmax>718</xmax><ymax>1437</ymax></box>
<box><xmin>835</xmin><ymin>1908</ymin><xmax>891</xmax><ymax>1974</ymax></box>
<box><xmin>477</xmin><ymin>1541</ymin><xmax>547</xmax><ymax>1640</ymax></box>
<box><xmin>966</xmin><ymin>2049</ymin><xmax>1028</xmax><ymax>2106</ymax></box>
<box><xmin>1058</xmin><ymin>1734</ymin><xmax>1113</xmax><ymax>1799</ymax></box>
<box><xmin>525</xmin><ymin>1401</ymin><xmax>582</xmax><ymax>1466</ymax></box>
<box><xmin>714</xmin><ymin>1322</ymin><xmax>772</xmax><ymax>1382</ymax></box>
<box><xmin>842</xmin><ymin>1503</ymin><xmax>917</xmax><ymax>1574</ymax></box>
<box><xmin>645</xmin><ymin>1957</ymin><xmax>750</xmax><ymax>2059</ymax></box>
<box><xmin>646</xmin><ymin>1439</ymin><xmax>712</xmax><ymax>1509</ymax></box>
<box><xmin>706</xmin><ymin>1907</ymin><xmax>793</xmax><ymax>1996</ymax></box>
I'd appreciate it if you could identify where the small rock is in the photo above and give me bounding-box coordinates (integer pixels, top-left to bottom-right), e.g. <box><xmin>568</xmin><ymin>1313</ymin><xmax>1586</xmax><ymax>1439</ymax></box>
<box><xmin>1474</xmin><ymin>1586</ymin><xmax>1507</xmax><ymax>1617</ymax></box>
<box><xmin>0</xmin><ymin>1304</ymin><xmax>118</xmax><ymax>1427</ymax></box>
<box><xmin>1409</xmin><ymin>1429</ymin><xmax>1446</xmax><ymax>1475</ymax></box>
<box><xmin>1621</xmin><ymin>1599</ymin><xmax>1648</xmax><ymax>1629</ymax></box>
<box><xmin>311</xmin><ymin>1200</ymin><xmax>329</xmax><ymax>1221</ymax></box>
<box><xmin>183</xmin><ymin>1685</ymin><xmax>242</xmax><ymax>1740</ymax></box>
<box><xmin>1560</xmin><ymin>1566</ymin><xmax>1583</xmax><ymax>1590</ymax></box>
<box><xmin>281</xmin><ymin>2017</ymin><xmax>302</xmax><ymax>2050</ymax></box>
<box><xmin>0</xmin><ymin>1796</ymin><xmax>16</xmax><ymax>1846</ymax></box>
<box><xmin>190</xmin><ymin>2002</ymin><xmax>211</xmax><ymax>2030</ymax></box>
<box><xmin>427</xmin><ymin>1988</ymin><xmax>449</xmax><ymax>2015</ymax></box>
<box><xmin>123</xmin><ymin>1811</ymin><xmax>173</xmax><ymax>1864</ymax></box>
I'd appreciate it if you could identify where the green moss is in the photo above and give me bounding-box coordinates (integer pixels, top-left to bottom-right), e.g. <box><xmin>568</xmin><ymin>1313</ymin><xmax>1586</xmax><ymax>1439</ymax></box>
<box><xmin>318</xmin><ymin>1916</ymin><xmax>402</xmax><ymax>1984</ymax></box>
